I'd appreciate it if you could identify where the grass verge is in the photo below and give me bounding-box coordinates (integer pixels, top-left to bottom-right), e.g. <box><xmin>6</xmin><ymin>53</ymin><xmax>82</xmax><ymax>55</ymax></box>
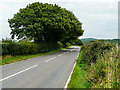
<box><xmin>68</xmin><ymin>49</ymin><xmax>90</xmax><ymax>88</ymax></box>
<box><xmin>1</xmin><ymin>48</ymin><xmax>65</xmax><ymax>65</ymax></box>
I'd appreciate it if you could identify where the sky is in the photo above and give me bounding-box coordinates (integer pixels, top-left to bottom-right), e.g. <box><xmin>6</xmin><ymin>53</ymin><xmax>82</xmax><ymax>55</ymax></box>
<box><xmin>0</xmin><ymin>0</ymin><xmax>119</xmax><ymax>40</ymax></box>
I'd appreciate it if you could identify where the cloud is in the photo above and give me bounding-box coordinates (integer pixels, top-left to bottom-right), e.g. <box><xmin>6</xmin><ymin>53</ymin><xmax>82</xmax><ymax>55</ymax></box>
<box><xmin>0</xmin><ymin>3</ymin><xmax>14</xmax><ymax>12</ymax></box>
<box><xmin>0</xmin><ymin>0</ymin><xmax>118</xmax><ymax>39</ymax></box>
<box><xmin>1</xmin><ymin>0</ymin><xmax>118</xmax><ymax>3</ymax></box>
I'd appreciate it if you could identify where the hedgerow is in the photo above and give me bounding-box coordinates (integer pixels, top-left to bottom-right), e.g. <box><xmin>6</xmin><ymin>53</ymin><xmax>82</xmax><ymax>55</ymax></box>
<box><xmin>2</xmin><ymin>39</ymin><xmax>62</xmax><ymax>56</ymax></box>
<box><xmin>79</xmin><ymin>40</ymin><xmax>119</xmax><ymax>88</ymax></box>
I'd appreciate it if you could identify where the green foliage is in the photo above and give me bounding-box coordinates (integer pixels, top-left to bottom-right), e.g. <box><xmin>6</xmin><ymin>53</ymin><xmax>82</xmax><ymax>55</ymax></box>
<box><xmin>81</xmin><ymin>40</ymin><xmax>114</xmax><ymax>64</ymax></box>
<box><xmin>113</xmin><ymin>81</ymin><xmax>120</xmax><ymax>88</ymax></box>
<box><xmin>81</xmin><ymin>38</ymin><xmax>97</xmax><ymax>45</ymax></box>
<box><xmin>68</xmin><ymin>49</ymin><xmax>90</xmax><ymax>88</ymax></box>
<box><xmin>80</xmin><ymin>40</ymin><xmax>119</xmax><ymax>88</ymax></box>
<box><xmin>0</xmin><ymin>44</ymin><xmax>1</xmax><ymax>56</ymax></box>
<box><xmin>107</xmin><ymin>39</ymin><xmax>119</xmax><ymax>44</ymax></box>
<box><xmin>2</xmin><ymin>38</ymin><xmax>13</xmax><ymax>43</ymax></box>
<box><xmin>68</xmin><ymin>63</ymin><xmax>90</xmax><ymax>88</ymax></box>
<box><xmin>73</xmin><ymin>39</ymin><xmax>83</xmax><ymax>46</ymax></box>
<box><xmin>8</xmin><ymin>2</ymin><xmax>83</xmax><ymax>43</ymax></box>
<box><xmin>2</xmin><ymin>39</ymin><xmax>62</xmax><ymax>56</ymax></box>
<box><xmin>69</xmin><ymin>40</ymin><xmax>119</xmax><ymax>88</ymax></box>
<box><xmin>57</xmin><ymin>41</ymin><xmax>63</xmax><ymax>48</ymax></box>
<box><xmin>1</xmin><ymin>49</ymin><xmax>62</xmax><ymax>65</ymax></box>
<box><xmin>65</xmin><ymin>42</ymin><xmax>71</xmax><ymax>47</ymax></box>
<box><xmin>81</xmin><ymin>38</ymin><xmax>119</xmax><ymax>45</ymax></box>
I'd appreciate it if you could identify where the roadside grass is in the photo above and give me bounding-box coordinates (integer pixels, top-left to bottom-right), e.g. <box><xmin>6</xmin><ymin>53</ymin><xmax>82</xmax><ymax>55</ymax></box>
<box><xmin>68</xmin><ymin>41</ymin><xmax>119</xmax><ymax>88</ymax></box>
<box><xmin>68</xmin><ymin>49</ymin><xmax>90</xmax><ymax>88</ymax></box>
<box><xmin>1</xmin><ymin>48</ymin><xmax>66</xmax><ymax>65</ymax></box>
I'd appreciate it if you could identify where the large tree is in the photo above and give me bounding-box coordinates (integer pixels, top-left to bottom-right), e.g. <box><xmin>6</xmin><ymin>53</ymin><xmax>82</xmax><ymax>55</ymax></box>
<box><xmin>8</xmin><ymin>2</ymin><xmax>84</xmax><ymax>43</ymax></box>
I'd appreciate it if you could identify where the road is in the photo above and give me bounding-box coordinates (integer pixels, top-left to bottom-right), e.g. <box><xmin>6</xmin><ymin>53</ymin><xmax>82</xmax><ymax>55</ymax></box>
<box><xmin>1</xmin><ymin>46</ymin><xmax>80</xmax><ymax>88</ymax></box>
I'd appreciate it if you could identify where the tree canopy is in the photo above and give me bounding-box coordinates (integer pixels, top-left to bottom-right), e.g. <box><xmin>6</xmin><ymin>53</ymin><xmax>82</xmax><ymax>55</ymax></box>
<box><xmin>8</xmin><ymin>2</ymin><xmax>84</xmax><ymax>43</ymax></box>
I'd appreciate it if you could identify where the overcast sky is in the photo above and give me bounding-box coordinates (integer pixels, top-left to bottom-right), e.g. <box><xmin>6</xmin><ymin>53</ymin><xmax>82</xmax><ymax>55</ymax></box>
<box><xmin>0</xmin><ymin>0</ymin><xmax>119</xmax><ymax>40</ymax></box>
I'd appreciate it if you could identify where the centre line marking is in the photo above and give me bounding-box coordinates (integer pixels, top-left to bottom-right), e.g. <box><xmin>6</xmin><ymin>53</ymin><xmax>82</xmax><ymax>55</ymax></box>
<box><xmin>44</xmin><ymin>57</ymin><xmax>56</xmax><ymax>62</ymax></box>
<box><xmin>0</xmin><ymin>64</ymin><xmax>38</xmax><ymax>82</ymax></box>
<box><xmin>58</xmin><ymin>54</ymin><xmax>63</xmax><ymax>56</ymax></box>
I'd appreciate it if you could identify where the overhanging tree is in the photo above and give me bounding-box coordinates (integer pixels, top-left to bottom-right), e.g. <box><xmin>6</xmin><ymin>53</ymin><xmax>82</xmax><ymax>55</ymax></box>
<box><xmin>8</xmin><ymin>2</ymin><xmax>84</xmax><ymax>43</ymax></box>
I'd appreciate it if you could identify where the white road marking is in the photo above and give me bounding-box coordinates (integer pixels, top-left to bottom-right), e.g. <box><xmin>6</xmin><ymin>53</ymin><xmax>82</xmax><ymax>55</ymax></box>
<box><xmin>2</xmin><ymin>56</ymin><xmax>43</xmax><ymax>67</ymax></box>
<box><xmin>0</xmin><ymin>64</ymin><xmax>38</xmax><ymax>82</ymax></box>
<box><xmin>64</xmin><ymin>62</ymin><xmax>77</xmax><ymax>88</ymax></box>
<box><xmin>63</xmin><ymin>53</ymin><xmax>66</xmax><ymax>54</ymax></box>
<box><xmin>58</xmin><ymin>54</ymin><xmax>63</xmax><ymax>56</ymax></box>
<box><xmin>44</xmin><ymin>57</ymin><xmax>56</xmax><ymax>62</ymax></box>
<box><xmin>64</xmin><ymin>47</ymin><xmax>80</xmax><ymax>88</ymax></box>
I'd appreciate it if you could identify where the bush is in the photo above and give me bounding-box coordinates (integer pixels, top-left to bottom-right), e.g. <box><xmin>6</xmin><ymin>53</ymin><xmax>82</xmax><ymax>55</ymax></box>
<box><xmin>2</xmin><ymin>39</ymin><xmax>62</xmax><ymax>56</ymax></box>
<box><xmin>57</xmin><ymin>41</ymin><xmax>63</xmax><ymax>49</ymax></box>
<box><xmin>79</xmin><ymin>40</ymin><xmax>119</xmax><ymax>88</ymax></box>
<box><xmin>65</xmin><ymin>42</ymin><xmax>71</xmax><ymax>47</ymax></box>
<box><xmin>7</xmin><ymin>42</ymin><xmax>20</xmax><ymax>56</ymax></box>
<box><xmin>80</xmin><ymin>40</ymin><xmax>114</xmax><ymax>64</ymax></box>
<box><xmin>2</xmin><ymin>44</ymin><xmax>8</xmax><ymax>56</ymax></box>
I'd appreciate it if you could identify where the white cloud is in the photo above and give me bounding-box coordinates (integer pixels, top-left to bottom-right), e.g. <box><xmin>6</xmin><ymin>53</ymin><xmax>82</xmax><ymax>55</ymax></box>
<box><xmin>0</xmin><ymin>3</ymin><xmax>14</xmax><ymax>12</ymax></box>
<box><xmin>1</xmin><ymin>0</ymin><xmax>118</xmax><ymax>3</ymax></box>
<box><xmin>0</xmin><ymin>0</ymin><xmax>118</xmax><ymax>39</ymax></box>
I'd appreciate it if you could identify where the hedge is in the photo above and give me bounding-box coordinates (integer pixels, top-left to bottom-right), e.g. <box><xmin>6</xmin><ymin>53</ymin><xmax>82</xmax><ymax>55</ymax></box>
<box><xmin>2</xmin><ymin>41</ymin><xmax>62</xmax><ymax>56</ymax></box>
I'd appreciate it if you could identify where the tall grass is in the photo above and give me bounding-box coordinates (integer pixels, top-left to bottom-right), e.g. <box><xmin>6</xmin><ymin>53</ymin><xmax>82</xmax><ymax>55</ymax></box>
<box><xmin>69</xmin><ymin>40</ymin><xmax>120</xmax><ymax>88</ymax></box>
<box><xmin>88</xmin><ymin>46</ymin><xmax>119</xmax><ymax>88</ymax></box>
<box><xmin>83</xmin><ymin>41</ymin><xmax>120</xmax><ymax>88</ymax></box>
<box><xmin>68</xmin><ymin>49</ymin><xmax>90</xmax><ymax>88</ymax></box>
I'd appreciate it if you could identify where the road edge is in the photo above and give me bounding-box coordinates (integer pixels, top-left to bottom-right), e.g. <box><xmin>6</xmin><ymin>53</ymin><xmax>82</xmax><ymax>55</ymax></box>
<box><xmin>64</xmin><ymin>61</ymin><xmax>76</xmax><ymax>88</ymax></box>
<box><xmin>1</xmin><ymin>48</ymin><xmax>66</xmax><ymax>67</ymax></box>
<box><xmin>64</xmin><ymin>47</ymin><xmax>80</xmax><ymax>88</ymax></box>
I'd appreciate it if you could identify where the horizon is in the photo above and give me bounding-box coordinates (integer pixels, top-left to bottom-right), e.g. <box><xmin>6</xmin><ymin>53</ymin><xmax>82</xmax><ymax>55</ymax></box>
<box><xmin>0</xmin><ymin>37</ymin><xmax>118</xmax><ymax>41</ymax></box>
